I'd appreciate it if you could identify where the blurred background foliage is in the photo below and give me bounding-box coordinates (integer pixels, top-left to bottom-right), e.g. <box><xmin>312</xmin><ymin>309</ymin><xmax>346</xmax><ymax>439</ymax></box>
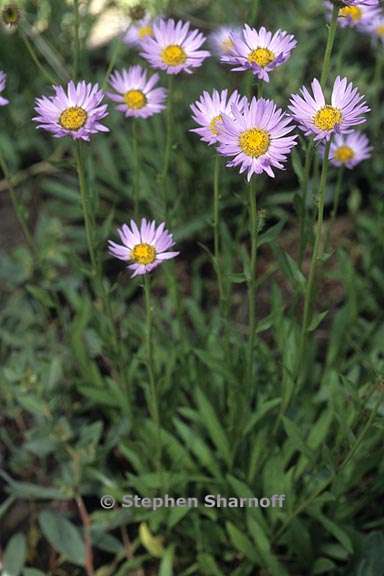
<box><xmin>1</xmin><ymin>0</ymin><xmax>384</xmax><ymax>574</ymax></box>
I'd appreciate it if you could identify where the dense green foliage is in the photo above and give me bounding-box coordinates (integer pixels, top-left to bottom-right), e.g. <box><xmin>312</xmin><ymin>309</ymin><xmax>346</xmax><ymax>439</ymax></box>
<box><xmin>1</xmin><ymin>0</ymin><xmax>384</xmax><ymax>574</ymax></box>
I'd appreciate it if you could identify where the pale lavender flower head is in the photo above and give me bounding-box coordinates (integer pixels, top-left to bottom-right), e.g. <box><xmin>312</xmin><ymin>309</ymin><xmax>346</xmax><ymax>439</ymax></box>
<box><xmin>122</xmin><ymin>15</ymin><xmax>156</xmax><ymax>47</ymax></box>
<box><xmin>190</xmin><ymin>89</ymin><xmax>247</xmax><ymax>145</ymax></box>
<box><xmin>322</xmin><ymin>131</ymin><xmax>372</xmax><ymax>169</ymax></box>
<box><xmin>0</xmin><ymin>71</ymin><xmax>9</xmax><ymax>106</ymax></box>
<box><xmin>209</xmin><ymin>25</ymin><xmax>241</xmax><ymax>56</ymax></box>
<box><xmin>362</xmin><ymin>13</ymin><xmax>384</xmax><ymax>43</ymax></box>
<box><xmin>216</xmin><ymin>97</ymin><xmax>297</xmax><ymax>180</ymax></box>
<box><xmin>140</xmin><ymin>18</ymin><xmax>210</xmax><ymax>75</ymax></box>
<box><xmin>33</xmin><ymin>81</ymin><xmax>109</xmax><ymax>141</ymax></box>
<box><xmin>288</xmin><ymin>77</ymin><xmax>369</xmax><ymax>142</ymax></box>
<box><xmin>325</xmin><ymin>0</ymin><xmax>381</xmax><ymax>29</ymax></box>
<box><xmin>107</xmin><ymin>66</ymin><xmax>166</xmax><ymax>119</ymax></box>
<box><xmin>108</xmin><ymin>218</ymin><xmax>179</xmax><ymax>277</ymax></box>
<box><xmin>221</xmin><ymin>25</ymin><xmax>297</xmax><ymax>82</ymax></box>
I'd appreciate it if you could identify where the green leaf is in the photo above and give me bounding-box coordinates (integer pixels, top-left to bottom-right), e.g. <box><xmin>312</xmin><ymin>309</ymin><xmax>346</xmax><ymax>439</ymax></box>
<box><xmin>3</xmin><ymin>533</ymin><xmax>27</xmax><ymax>576</ymax></box>
<box><xmin>195</xmin><ymin>387</ymin><xmax>232</xmax><ymax>467</ymax></box>
<box><xmin>308</xmin><ymin>511</ymin><xmax>353</xmax><ymax>554</ymax></box>
<box><xmin>173</xmin><ymin>418</ymin><xmax>222</xmax><ymax>479</ymax></box>
<box><xmin>308</xmin><ymin>310</ymin><xmax>328</xmax><ymax>332</ymax></box>
<box><xmin>247</xmin><ymin>516</ymin><xmax>289</xmax><ymax>576</ymax></box>
<box><xmin>159</xmin><ymin>545</ymin><xmax>175</xmax><ymax>576</ymax></box>
<box><xmin>23</xmin><ymin>570</ymin><xmax>46</xmax><ymax>576</ymax></box>
<box><xmin>38</xmin><ymin>510</ymin><xmax>86</xmax><ymax>566</ymax></box>
<box><xmin>226</xmin><ymin>522</ymin><xmax>258</xmax><ymax>562</ymax></box>
<box><xmin>312</xmin><ymin>558</ymin><xmax>337</xmax><ymax>574</ymax></box>
<box><xmin>272</xmin><ymin>246</ymin><xmax>306</xmax><ymax>292</ymax></box>
<box><xmin>282</xmin><ymin>417</ymin><xmax>315</xmax><ymax>461</ymax></box>
<box><xmin>26</xmin><ymin>285</ymin><xmax>55</xmax><ymax>308</ymax></box>
<box><xmin>0</xmin><ymin>496</ymin><xmax>15</xmax><ymax>521</ymax></box>
<box><xmin>0</xmin><ymin>471</ymin><xmax>69</xmax><ymax>501</ymax></box>
<box><xmin>257</xmin><ymin>220</ymin><xmax>286</xmax><ymax>248</ymax></box>
<box><xmin>226</xmin><ymin>273</ymin><xmax>247</xmax><ymax>284</ymax></box>
<box><xmin>243</xmin><ymin>399</ymin><xmax>281</xmax><ymax>435</ymax></box>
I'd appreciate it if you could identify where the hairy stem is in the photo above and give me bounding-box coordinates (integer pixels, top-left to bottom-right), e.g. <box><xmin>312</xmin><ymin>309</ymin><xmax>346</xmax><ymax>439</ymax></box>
<box><xmin>246</xmin><ymin>179</ymin><xmax>258</xmax><ymax>384</ymax></box>
<box><xmin>320</xmin><ymin>2</ymin><xmax>339</xmax><ymax>88</ymax></box>
<box><xmin>160</xmin><ymin>75</ymin><xmax>174</xmax><ymax>219</ymax></box>
<box><xmin>298</xmin><ymin>139</ymin><xmax>314</xmax><ymax>268</ymax></box>
<box><xmin>132</xmin><ymin>119</ymin><xmax>140</xmax><ymax>218</ymax></box>
<box><xmin>298</xmin><ymin>138</ymin><xmax>332</xmax><ymax>372</ymax></box>
<box><xmin>73</xmin><ymin>0</ymin><xmax>81</xmax><ymax>80</ymax></box>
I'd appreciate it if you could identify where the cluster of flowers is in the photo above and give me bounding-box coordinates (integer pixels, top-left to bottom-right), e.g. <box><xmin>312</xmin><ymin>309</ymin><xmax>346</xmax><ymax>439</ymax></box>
<box><xmin>0</xmin><ymin>2</ymin><xmax>375</xmax><ymax>277</ymax></box>
<box><xmin>324</xmin><ymin>0</ymin><xmax>384</xmax><ymax>40</ymax></box>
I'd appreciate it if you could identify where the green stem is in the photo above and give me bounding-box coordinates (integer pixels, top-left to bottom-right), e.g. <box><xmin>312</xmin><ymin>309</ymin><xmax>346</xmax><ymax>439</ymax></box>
<box><xmin>245</xmin><ymin>71</ymin><xmax>253</xmax><ymax>99</ymax></box>
<box><xmin>73</xmin><ymin>0</ymin><xmax>81</xmax><ymax>80</ymax></box>
<box><xmin>74</xmin><ymin>142</ymin><xmax>128</xmax><ymax>392</ymax></box>
<box><xmin>257</xmin><ymin>82</ymin><xmax>264</xmax><ymax>99</ymax></box>
<box><xmin>298</xmin><ymin>3</ymin><xmax>338</xmax><ymax>267</ymax></box>
<box><xmin>143</xmin><ymin>275</ymin><xmax>160</xmax><ymax>440</ymax></box>
<box><xmin>0</xmin><ymin>149</ymin><xmax>35</xmax><ymax>254</ymax></box>
<box><xmin>20</xmin><ymin>32</ymin><xmax>56</xmax><ymax>84</ymax></box>
<box><xmin>213</xmin><ymin>155</ymin><xmax>225</xmax><ymax>312</ymax></box>
<box><xmin>320</xmin><ymin>2</ymin><xmax>339</xmax><ymax>88</ymax></box>
<box><xmin>330</xmin><ymin>167</ymin><xmax>344</xmax><ymax>223</ymax></box>
<box><xmin>246</xmin><ymin>179</ymin><xmax>258</xmax><ymax>384</ymax></box>
<box><xmin>102</xmin><ymin>38</ymin><xmax>121</xmax><ymax>89</ymax></box>
<box><xmin>325</xmin><ymin>167</ymin><xmax>344</xmax><ymax>250</ymax></box>
<box><xmin>298</xmin><ymin>139</ymin><xmax>314</xmax><ymax>268</ymax></box>
<box><xmin>298</xmin><ymin>138</ymin><xmax>332</xmax><ymax>372</ymax></box>
<box><xmin>160</xmin><ymin>75</ymin><xmax>174</xmax><ymax>220</ymax></box>
<box><xmin>74</xmin><ymin>142</ymin><xmax>98</xmax><ymax>278</ymax></box>
<box><xmin>132</xmin><ymin>119</ymin><xmax>140</xmax><ymax>218</ymax></box>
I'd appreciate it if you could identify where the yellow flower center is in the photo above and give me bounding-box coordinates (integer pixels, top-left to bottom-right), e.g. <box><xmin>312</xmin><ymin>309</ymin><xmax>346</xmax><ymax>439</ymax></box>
<box><xmin>161</xmin><ymin>44</ymin><xmax>187</xmax><ymax>66</ymax></box>
<box><xmin>132</xmin><ymin>243</ymin><xmax>156</xmax><ymax>265</ymax></box>
<box><xmin>124</xmin><ymin>89</ymin><xmax>147</xmax><ymax>109</ymax></box>
<box><xmin>313</xmin><ymin>106</ymin><xmax>342</xmax><ymax>131</ymax></box>
<box><xmin>138</xmin><ymin>24</ymin><xmax>153</xmax><ymax>39</ymax></box>
<box><xmin>209</xmin><ymin>114</ymin><xmax>223</xmax><ymax>136</ymax></box>
<box><xmin>376</xmin><ymin>25</ymin><xmax>384</xmax><ymax>37</ymax></box>
<box><xmin>59</xmin><ymin>106</ymin><xmax>88</xmax><ymax>131</ymax></box>
<box><xmin>221</xmin><ymin>37</ymin><xmax>234</xmax><ymax>52</ymax></box>
<box><xmin>334</xmin><ymin>145</ymin><xmax>355</xmax><ymax>163</ymax></box>
<box><xmin>239</xmin><ymin>128</ymin><xmax>270</xmax><ymax>157</ymax></box>
<box><xmin>248</xmin><ymin>47</ymin><xmax>275</xmax><ymax>68</ymax></box>
<box><xmin>338</xmin><ymin>6</ymin><xmax>362</xmax><ymax>21</ymax></box>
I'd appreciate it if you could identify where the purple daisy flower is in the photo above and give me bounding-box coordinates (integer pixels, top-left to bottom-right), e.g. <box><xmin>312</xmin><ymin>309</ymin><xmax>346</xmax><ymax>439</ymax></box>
<box><xmin>33</xmin><ymin>81</ymin><xmax>109</xmax><ymax>141</ymax></box>
<box><xmin>140</xmin><ymin>18</ymin><xmax>210</xmax><ymax>75</ymax></box>
<box><xmin>216</xmin><ymin>97</ymin><xmax>297</xmax><ymax>180</ymax></box>
<box><xmin>221</xmin><ymin>25</ymin><xmax>297</xmax><ymax>82</ymax></box>
<box><xmin>340</xmin><ymin>0</ymin><xmax>379</xmax><ymax>4</ymax></box>
<box><xmin>325</xmin><ymin>1</ymin><xmax>381</xmax><ymax>29</ymax></box>
<box><xmin>288</xmin><ymin>77</ymin><xmax>369</xmax><ymax>142</ymax></box>
<box><xmin>0</xmin><ymin>71</ymin><xmax>9</xmax><ymax>106</ymax></box>
<box><xmin>122</xmin><ymin>15</ymin><xmax>156</xmax><ymax>47</ymax></box>
<box><xmin>108</xmin><ymin>218</ymin><xmax>179</xmax><ymax>277</ymax></box>
<box><xmin>190</xmin><ymin>89</ymin><xmax>247</xmax><ymax>145</ymax></box>
<box><xmin>322</xmin><ymin>131</ymin><xmax>372</xmax><ymax>169</ymax></box>
<box><xmin>107</xmin><ymin>66</ymin><xmax>166</xmax><ymax>119</ymax></box>
<box><xmin>209</xmin><ymin>25</ymin><xmax>241</xmax><ymax>56</ymax></box>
